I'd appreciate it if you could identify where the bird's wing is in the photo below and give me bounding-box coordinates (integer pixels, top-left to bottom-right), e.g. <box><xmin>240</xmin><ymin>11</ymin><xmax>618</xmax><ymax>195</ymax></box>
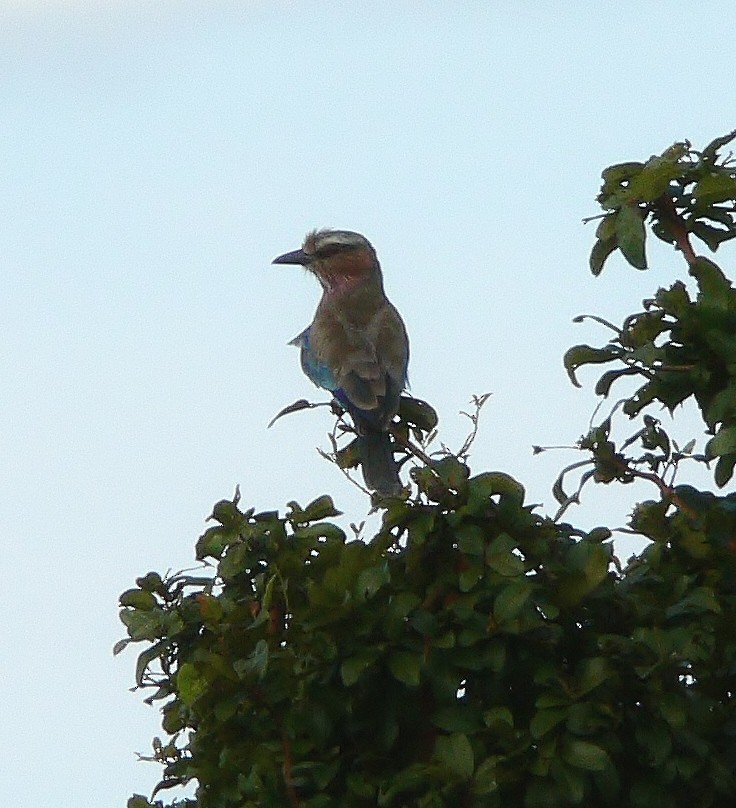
<box><xmin>289</xmin><ymin>327</ymin><xmax>339</xmax><ymax>392</ymax></box>
<box><xmin>308</xmin><ymin>298</ymin><xmax>409</xmax><ymax>419</ymax></box>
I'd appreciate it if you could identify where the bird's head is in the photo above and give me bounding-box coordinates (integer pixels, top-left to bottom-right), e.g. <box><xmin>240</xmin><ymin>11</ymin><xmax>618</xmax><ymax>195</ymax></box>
<box><xmin>272</xmin><ymin>229</ymin><xmax>381</xmax><ymax>292</ymax></box>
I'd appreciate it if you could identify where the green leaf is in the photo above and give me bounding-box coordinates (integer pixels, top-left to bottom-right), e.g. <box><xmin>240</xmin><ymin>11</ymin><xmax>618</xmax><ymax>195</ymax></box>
<box><xmin>234</xmin><ymin>638</ymin><xmax>269</xmax><ymax>680</ymax></box>
<box><xmin>665</xmin><ymin>586</ymin><xmax>721</xmax><ymax>619</ymax></box>
<box><xmin>456</xmin><ymin>524</ymin><xmax>486</xmax><ymax>556</ymax></box>
<box><xmin>493</xmin><ymin>579</ymin><xmax>533</xmax><ymax>623</ymax></box>
<box><xmin>119</xmin><ymin>589</ymin><xmax>158</xmax><ymax>610</ymax></box>
<box><xmin>483</xmin><ymin>706</ymin><xmax>514</xmax><ymax>728</ymax></box>
<box><xmin>567</xmin><ymin>540</ymin><xmax>611</xmax><ymax>588</ymax></box>
<box><xmin>627</xmin><ymin>155</ymin><xmax>683</xmax><ymax>201</ymax></box>
<box><xmin>557</xmin><ymin>541</ymin><xmax>611</xmax><ymax>604</ymax></box>
<box><xmin>289</xmin><ymin>494</ymin><xmax>342</xmax><ymax>523</ymax></box>
<box><xmin>589</xmin><ymin>237</ymin><xmax>617</xmax><ymax>276</ymax></box>
<box><xmin>177</xmin><ymin>662</ymin><xmax>208</xmax><ymax>706</ymax></box>
<box><xmin>701</xmin><ymin>204</ymin><xmax>736</xmax><ymax>228</ymax></box>
<box><xmin>335</xmin><ymin>438</ymin><xmax>361</xmax><ymax>469</ymax></box>
<box><xmin>434</xmin><ymin>733</ymin><xmax>474</xmax><ymax>780</ymax></box>
<box><xmin>706</xmin><ymin>426</ymin><xmax>736</xmax><ymax>459</ymax></box>
<box><xmin>573</xmin><ymin>657</ymin><xmax>611</xmax><ymax>696</ymax></box>
<box><xmin>691</xmin><ymin>220</ymin><xmax>735</xmax><ymax>250</ymax></box>
<box><xmin>704</xmin><ymin>381</ymin><xmax>736</xmax><ymax>429</ymax></box>
<box><xmin>486</xmin><ymin>533</ymin><xmax>525</xmax><ymax>577</ymax></box>
<box><xmin>485</xmin><ymin>640</ymin><xmax>507</xmax><ymax>673</ymax></box>
<box><xmin>135</xmin><ymin>572</ymin><xmax>163</xmax><ymax>592</ymax></box>
<box><xmin>701</xmin><ymin>129</ymin><xmax>736</xmax><ymax>163</ymax></box>
<box><xmin>595</xmin><ymin>213</ymin><xmax>617</xmax><ymax>240</ymax></box>
<box><xmin>693</xmin><ymin>172</ymin><xmax>736</xmax><ymax>206</ymax></box>
<box><xmin>112</xmin><ymin>638</ymin><xmax>131</xmax><ymax>656</ymax></box>
<box><xmin>210</xmin><ymin>497</ymin><xmax>245</xmax><ymax>528</ymax></box>
<box><xmin>127</xmin><ymin>797</ymin><xmax>155</xmax><ymax>808</ymax></box>
<box><xmin>655</xmin><ymin>279</ymin><xmax>692</xmax><ymax>315</ymax></box>
<box><xmin>197</xmin><ymin>594</ymin><xmax>223</xmax><ymax>623</ymax></box>
<box><xmin>565</xmin><ymin>702</ymin><xmax>599</xmax><ymax>736</ymax></box>
<box><xmin>217</xmin><ymin>541</ymin><xmax>249</xmax><ymax>582</ymax></box>
<box><xmin>621</xmin><ymin>311</ymin><xmax>669</xmax><ymax>348</ymax></box>
<box><xmin>615</xmin><ymin>204</ymin><xmax>648</xmax><ymax>269</ymax></box>
<box><xmin>715</xmin><ymin>454</ymin><xmax>736</xmax><ymax>488</ymax></box>
<box><xmin>409</xmin><ymin>608</ymin><xmax>437</xmax><ymax>636</ymax></box>
<box><xmin>430</xmin><ymin>456</ymin><xmax>469</xmax><ymax>490</ymax></box>
<box><xmin>433</xmin><ymin>630</ymin><xmax>456</xmax><ymax>649</ymax></box>
<box><xmin>586</xmin><ymin>526</ymin><xmax>612</xmax><ymax>543</ymax></box>
<box><xmin>356</xmin><ymin>563</ymin><xmax>390</xmax><ymax>600</ymax></box>
<box><xmin>196</xmin><ymin>526</ymin><xmax>228</xmax><ymax>560</ymax></box>
<box><xmin>341</xmin><ymin>648</ymin><xmax>380</xmax><ymax>686</ymax></box>
<box><xmin>658</xmin><ymin>693</ymin><xmax>687</xmax><ymax>730</ymax></box>
<box><xmin>433</xmin><ymin>705</ymin><xmax>482</xmax><ymax>733</ymax></box>
<box><xmin>634</xmin><ymin>720</ymin><xmax>672</xmax><ymax>766</ymax></box>
<box><xmin>466</xmin><ymin>471</ymin><xmax>525</xmax><ymax>508</ymax></box>
<box><xmin>552</xmin><ymin>460</ymin><xmax>590</xmax><ymax>505</ymax></box>
<box><xmin>260</xmin><ymin>572</ymin><xmax>277</xmax><ymax>612</ymax></box>
<box><xmin>536</xmin><ymin>692</ymin><xmax>570</xmax><ymax>709</ymax></box>
<box><xmin>530</xmin><ymin>708</ymin><xmax>566</xmax><ymax>739</ymax></box>
<box><xmin>398</xmin><ymin>396</ymin><xmax>439</xmax><ymax>431</ymax></box>
<box><xmin>267</xmin><ymin>397</ymin><xmax>317</xmax><ymax>427</ymax></box>
<box><xmin>563</xmin><ymin>344</ymin><xmax>621</xmax><ymax>388</ymax></box>
<box><xmin>690</xmin><ymin>256</ymin><xmax>732</xmax><ymax>302</ymax></box>
<box><xmin>135</xmin><ymin>639</ymin><xmax>170</xmax><ymax>688</ymax></box>
<box><xmin>524</xmin><ymin>778</ymin><xmax>563</xmax><ymax>807</ymax></box>
<box><xmin>388</xmin><ymin>650</ymin><xmax>421</xmax><ymax>687</ymax></box>
<box><xmin>119</xmin><ymin>607</ymin><xmax>166</xmax><ymax>641</ymax></box>
<box><xmin>601</xmin><ymin>160</ymin><xmax>645</xmax><ymax>184</ymax></box>
<box><xmin>294</xmin><ymin>522</ymin><xmax>346</xmax><ymax>543</ymax></box>
<box><xmin>387</xmin><ymin>591</ymin><xmax>421</xmax><ymax>621</ymax></box>
<box><xmin>562</xmin><ymin>738</ymin><xmax>610</xmax><ymax>771</ymax></box>
<box><xmin>458</xmin><ymin>559</ymin><xmax>483</xmax><ymax>593</ymax></box>
<box><xmin>473</xmin><ymin>755</ymin><xmax>500</xmax><ymax>795</ymax></box>
<box><xmin>549</xmin><ymin>759</ymin><xmax>585</xmax><ymax>803</ymax></box>
<box><xmin>595</xmin><ymin>367</ymin><xmax>641</xmax><ymax>397</ymax></box>
<box><xmin>377</xmin><ymin>765</ymin><xmax>426</xmax><ymax>804</ymax></box>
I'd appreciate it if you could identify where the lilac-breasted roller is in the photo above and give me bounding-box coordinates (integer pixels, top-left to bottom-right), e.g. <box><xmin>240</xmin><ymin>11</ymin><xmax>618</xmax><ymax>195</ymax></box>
<box><xmin>273</xmin><ymin>229</ymin><xmax>409</xmax><ymax>495</ymax></box>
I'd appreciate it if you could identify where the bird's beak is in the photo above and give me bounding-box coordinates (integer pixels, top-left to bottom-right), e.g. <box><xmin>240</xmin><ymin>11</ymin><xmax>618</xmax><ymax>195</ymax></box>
<box><xmin>272</xmin><ymin>248</ymin><xmax>310</xmax><ymax>266</ymax></box>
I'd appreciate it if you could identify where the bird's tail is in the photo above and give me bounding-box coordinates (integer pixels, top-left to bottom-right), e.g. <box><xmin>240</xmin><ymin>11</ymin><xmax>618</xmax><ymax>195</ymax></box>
<box><xmin>359</xmin><ymin>431</ymin><xmax>401</xmax><ymax>496</ymax></box>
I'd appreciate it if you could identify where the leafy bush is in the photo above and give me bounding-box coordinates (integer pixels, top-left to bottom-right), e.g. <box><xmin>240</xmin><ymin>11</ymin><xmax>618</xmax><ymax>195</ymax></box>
<box><xmin>121</xmin><ymin>132</ymin><xmax>736</xmax><ymax>808</ymax></box>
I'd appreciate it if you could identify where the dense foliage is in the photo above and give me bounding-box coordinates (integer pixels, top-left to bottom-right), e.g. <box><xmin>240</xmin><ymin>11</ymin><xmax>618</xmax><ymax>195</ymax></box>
<box><xmin>120</xmin><ymin>133</ymin><xmax>736</xmax><ymax>807</ymax></box>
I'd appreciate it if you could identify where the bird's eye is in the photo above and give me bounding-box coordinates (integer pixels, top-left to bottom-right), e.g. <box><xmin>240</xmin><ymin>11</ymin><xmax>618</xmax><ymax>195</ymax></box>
<box><xmin>314</xmin><ymin>244</ymin><xmax>345</xmax><ymax>259</ymax></box>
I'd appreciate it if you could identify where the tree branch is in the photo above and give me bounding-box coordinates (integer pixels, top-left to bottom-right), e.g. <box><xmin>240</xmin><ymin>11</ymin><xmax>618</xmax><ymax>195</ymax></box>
<box><xmin>657</xmin><ymin>193</ymin><xmax>697</xmax><ymax>267</ymax></box>
<box><xmin>282</xmin><ymin>731</ymin><xmax>302</xmax><ymax>808</ymax></box>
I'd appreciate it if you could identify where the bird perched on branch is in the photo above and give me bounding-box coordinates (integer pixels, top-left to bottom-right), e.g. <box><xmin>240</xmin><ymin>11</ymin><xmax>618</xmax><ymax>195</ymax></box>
<box><xmin>273</xmin><ymin>229</ymin><xmax>409</xmax><ymax>495</ymax></box>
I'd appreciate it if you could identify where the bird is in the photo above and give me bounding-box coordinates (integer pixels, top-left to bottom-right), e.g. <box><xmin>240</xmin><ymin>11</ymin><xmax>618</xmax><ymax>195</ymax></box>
<box><xmin>273</xmin><ymin>229</ymin><xmax>409</xmax><ymax>496</ymax></box>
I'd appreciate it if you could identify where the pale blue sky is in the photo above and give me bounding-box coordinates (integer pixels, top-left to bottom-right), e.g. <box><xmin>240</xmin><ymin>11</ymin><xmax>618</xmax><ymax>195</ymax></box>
<box><xmin>2</xmin><ymin>2</ymin><xmax>734</xmax><ymax>804</ymax></box>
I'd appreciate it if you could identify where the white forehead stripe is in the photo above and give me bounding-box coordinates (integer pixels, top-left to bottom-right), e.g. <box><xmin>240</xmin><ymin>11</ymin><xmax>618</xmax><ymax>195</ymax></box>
<box><xmin>313</xmin><ymin>230</ymin><xmax>369</xmax><ymax>250</ymax></box>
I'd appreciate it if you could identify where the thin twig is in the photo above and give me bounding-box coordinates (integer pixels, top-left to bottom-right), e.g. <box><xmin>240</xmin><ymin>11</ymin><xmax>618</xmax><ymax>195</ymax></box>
<box><xmin>631</xmin><ymin>469</ymin><xmax>673</xmax><ymax>498</ymax></box>
<box><xmin>390</xmin><ymin>426</ymin><xmax>434</xmax><ymax>466</ymax></box>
